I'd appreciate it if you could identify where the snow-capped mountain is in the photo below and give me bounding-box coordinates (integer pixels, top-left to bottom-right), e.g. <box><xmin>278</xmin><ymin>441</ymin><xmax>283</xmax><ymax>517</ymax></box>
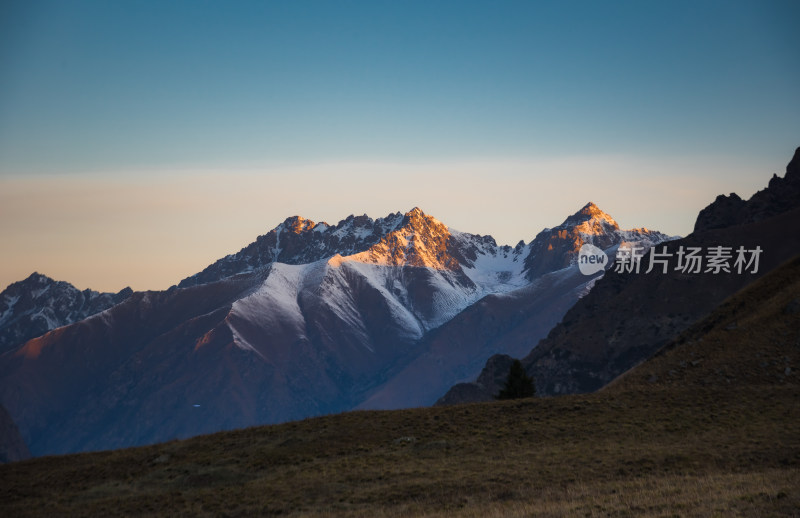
<box><xmin>0</xmin><ymin>273</ymin><xmax>132</xmax><ymax>355</ymax></box>
<box><xmin>178</xmin><ymin>212</ymin><xmax>408</xmax><ymax>287</ymax></box>
<box><xmin>523</xmin><ymin>202</ymin><xmax>672</xmax><ymax>280</ymax></box>
<box><xmin>199</xmin><ymin>205</ymin><xmax>670</xmax><ymax>360</ymax></box>
<box><xmin>0</xmin><ymin>204</ymin><xmax>674</xmax><ymax>456</ymax></box>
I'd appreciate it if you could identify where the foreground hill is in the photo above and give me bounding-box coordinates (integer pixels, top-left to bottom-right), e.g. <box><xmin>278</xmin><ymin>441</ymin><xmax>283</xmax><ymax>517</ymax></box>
<box><xmin>1</xmin><ymin>257</ymin><xmax>797</xmax><ymax>517</ymax></box>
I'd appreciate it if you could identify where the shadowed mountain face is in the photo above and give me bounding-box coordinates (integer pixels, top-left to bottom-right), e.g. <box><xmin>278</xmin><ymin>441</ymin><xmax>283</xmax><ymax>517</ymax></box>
<box><xmin>0</xmin><ymin>204</ymin><xmax>670</xmax><ymax>456</ymax></box>
<box><xmin>0</xmin><ymin>274</ymin><xmax>132</xmax><ymax>355</ymax></box>
<box><xmin>0</xmin><ymin>404</ymin><xmax>29</xmax><ymax>463</ymax></box>
<box><xmin>438</xmin><ymin>146</ymin><xmax>800</xmax><ymax>404</ymax></box>
<box><xmin>0</xmin><ymin>276</ymin><xmax>261</xmax><ymax>455</ymax></box>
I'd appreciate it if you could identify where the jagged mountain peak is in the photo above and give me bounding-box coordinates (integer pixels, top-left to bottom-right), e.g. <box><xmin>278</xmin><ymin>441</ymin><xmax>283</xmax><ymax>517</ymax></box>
<box><xmin>179</xmin><ymin>207</ymin><xmax>472</xmax><ymax>286</ymax></box>
<box><xmin>523</xmin><ymin>202</ymin><xmax>672</xmax><ymax>281</ymax></box>
<box><xmin>7</xmin><ymin>273</ymin><xmax>72</xmax><ymax>294</ymax></box>
<box><xmin>401</xmin><ymin>206</ymin><xmax>446</xmax><ymax>230</ymax></box>
<box><xmin>402</xmin><ymin>206</ymin><xmax>431</xmax><ymax>221</ymax></box>
<box><xmin>398</xmin><ymin>207</ymin><xmax>447</xmax><ymax>233</ymax></box>
<box><xmin>181</xmin><ymin>203</ymin><xmax>673</xmax><ymax>288</ymax></box>
<box><xmin>347</xmin><ymin>207</ymin><xmax>458</xmax><ymax>270</ymax></box>
<box><xmin>178</xmin><ymin>210</ymin><xmax>408</xmax><ymax>287</ymax></box>
<box><xmin>278</xmin><ymin>215</ymin><xmax>318</xmax><ymax>234</ymax></box>
<box><xmin>558</xmin><ymin>201</ymin><xmax>620</xmax><ymax>232</ymax></box>
<box><xmin>22</xmin><ymin>272</ymin><xmax>53</xmax><ymax>285</ymax></box>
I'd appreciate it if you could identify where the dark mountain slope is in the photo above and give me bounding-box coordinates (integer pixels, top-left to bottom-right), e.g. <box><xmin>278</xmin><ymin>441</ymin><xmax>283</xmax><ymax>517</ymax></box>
<box><xmin>0</xmin><ymin>272</ymin><xmax>262</xmax><ymax>455</ymax></box>
<box><xmin>0</xmin><ymin>404</ymin><xmax>29</xmax><ymax>463</ymax></box>
<box><xmin>607</xmin><ymin>254</ymin><xmax>800</xmax><ymax>393</ymax></box>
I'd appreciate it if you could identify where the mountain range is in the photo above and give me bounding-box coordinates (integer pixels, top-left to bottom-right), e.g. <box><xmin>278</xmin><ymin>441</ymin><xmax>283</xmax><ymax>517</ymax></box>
<box><xmin>3</xmin><ymin>146</ymin><xmax>797</xmax><ymax>459</ymax></box>
<box><xmin>0</xmin><ymin>202</ymin><xmax>670</xmax><ymax>456</ymax></box>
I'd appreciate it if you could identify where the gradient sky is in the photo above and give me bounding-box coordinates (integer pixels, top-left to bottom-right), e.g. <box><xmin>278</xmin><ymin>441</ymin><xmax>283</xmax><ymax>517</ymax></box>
<box><xmin>1</xmin><ymin>0</ymin><xmax>798</xmax><ymax>292</ymax></box>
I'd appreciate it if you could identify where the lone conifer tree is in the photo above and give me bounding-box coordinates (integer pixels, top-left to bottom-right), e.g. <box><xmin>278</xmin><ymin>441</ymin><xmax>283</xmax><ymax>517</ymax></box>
<box><xmin>495</xmin><ymin>359</ymin><xmax>536</xmax><ymax>400</ymax></box>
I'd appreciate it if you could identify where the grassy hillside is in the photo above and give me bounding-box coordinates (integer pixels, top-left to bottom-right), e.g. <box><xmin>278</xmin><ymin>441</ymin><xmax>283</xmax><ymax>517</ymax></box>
<box><xmin>1</xmin><ymin>258</ymin><xmax>798</xmax><ymax>517</ymax></box>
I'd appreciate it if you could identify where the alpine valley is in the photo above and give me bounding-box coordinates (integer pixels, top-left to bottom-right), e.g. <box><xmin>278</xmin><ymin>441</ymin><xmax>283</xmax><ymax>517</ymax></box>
<box><xmin>0</xmin><ymin>204</ymin><xmax>672</xmax><ymax>456</ymax></box>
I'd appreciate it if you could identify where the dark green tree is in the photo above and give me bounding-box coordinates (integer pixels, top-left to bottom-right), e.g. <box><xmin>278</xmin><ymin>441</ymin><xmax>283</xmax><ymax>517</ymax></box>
<box><xmin>495</xmin><ymin>359</ymin><xmax>536</xmax><ymax>400</ymax></box>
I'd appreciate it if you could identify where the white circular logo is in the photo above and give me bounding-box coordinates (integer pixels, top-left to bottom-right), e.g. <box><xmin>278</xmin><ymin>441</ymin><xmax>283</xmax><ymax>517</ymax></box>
<box><xmin>578</xmin><ymin>243</ymin><xmax>607</xmax><ymax>275</ymax></box>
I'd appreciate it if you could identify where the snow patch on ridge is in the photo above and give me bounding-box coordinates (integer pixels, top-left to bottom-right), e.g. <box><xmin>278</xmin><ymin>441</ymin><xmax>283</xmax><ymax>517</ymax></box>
<box><xmin>0</xmin><ymin>295</ymin><xmax>20</xmax><ymax>326</ymax></box>
<box><xmin>458</xmin><ymin>245</ymin><xmax>528</xmax><ymax>296</ymax></box>
<box><xmin>230</xmin><ymin>263</ymin><xmax>307</xmax><ymax>331</ymax></box>
<box><xmin>334</xmin><ymin>260</ymin><xmax>427</xmax><ymax>336</ymax></box>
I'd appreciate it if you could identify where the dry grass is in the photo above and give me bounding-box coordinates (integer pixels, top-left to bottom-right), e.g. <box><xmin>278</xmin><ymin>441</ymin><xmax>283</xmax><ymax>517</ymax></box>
<box><xmin>1</xmin><ymin>385</ymin><xmax>798</xmax><ymax>517</ymax></box>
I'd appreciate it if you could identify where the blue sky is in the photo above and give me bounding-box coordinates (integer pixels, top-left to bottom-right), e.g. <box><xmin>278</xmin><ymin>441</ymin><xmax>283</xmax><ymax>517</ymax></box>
<box><xmin>0</xmin><ymin>0</ymin><xmax>798</xmax><ymax>291</ymax></box>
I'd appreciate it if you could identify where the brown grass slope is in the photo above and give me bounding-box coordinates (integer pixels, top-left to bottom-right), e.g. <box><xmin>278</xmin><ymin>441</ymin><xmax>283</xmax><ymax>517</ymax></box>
<box><xmin>0</xmin><ymin>258</ymin><xmax>798</xmax><ymax>517</ymax></box>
